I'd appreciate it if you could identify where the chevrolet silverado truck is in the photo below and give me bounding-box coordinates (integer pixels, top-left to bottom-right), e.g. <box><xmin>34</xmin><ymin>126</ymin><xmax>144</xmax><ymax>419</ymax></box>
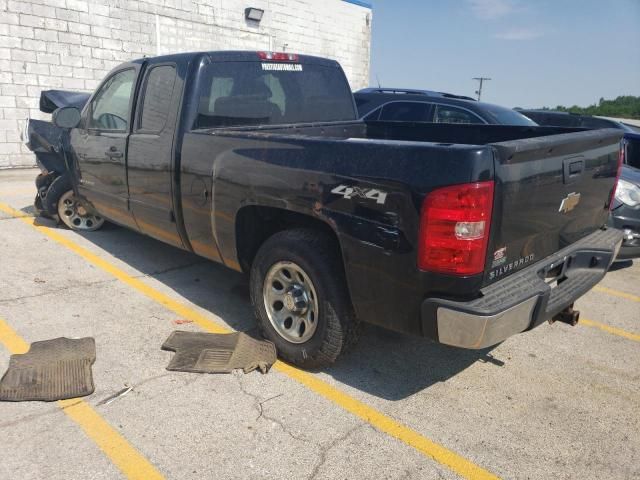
<box><xmin>34</xmin><ymin>51</ymin><xmax>624</xmax><ymax>368</ymax></box>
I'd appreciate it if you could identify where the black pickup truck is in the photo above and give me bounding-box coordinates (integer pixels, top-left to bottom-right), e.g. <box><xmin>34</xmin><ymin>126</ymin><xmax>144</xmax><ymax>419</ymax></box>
<box><xmin>34</xmin><ymin>51</ymin><xmax>624</xmax><ymax>368</ymax></box>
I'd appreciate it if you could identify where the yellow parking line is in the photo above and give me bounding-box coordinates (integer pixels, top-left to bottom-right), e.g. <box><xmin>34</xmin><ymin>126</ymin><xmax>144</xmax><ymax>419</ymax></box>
<box><xmin>0</xmin><ymin>200</ymin><xmax>499</xmax><ymax>480</ymax></box>
<box><xmin>581</xmin><ymin>318</ymin><xmax>640</xmax><ymax>342</ymax></box>
<box><xmin>593</xmin><ymin>285</ymin><xmax>640</xmax><ymax>303</ymax></box>
<box><xmin>0</xmin><ymin>317</ymin><xmax>29</xmax><ymax>353</ymax></box>
<box><xmin>0</xmin><ymin>316</ymin><xmax>164</xmax><ymax>480</ymax></box>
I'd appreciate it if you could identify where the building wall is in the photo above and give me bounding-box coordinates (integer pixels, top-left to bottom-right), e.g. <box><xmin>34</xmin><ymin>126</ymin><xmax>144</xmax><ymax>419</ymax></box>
<box><xmin>0</xmin><ymin>0</ymin><xmax>372</xmax><ymax>168</ymax></box>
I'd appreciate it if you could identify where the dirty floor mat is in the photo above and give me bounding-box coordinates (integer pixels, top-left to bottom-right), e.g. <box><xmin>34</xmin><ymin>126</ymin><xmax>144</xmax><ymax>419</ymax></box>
<box><xmin>0</xmin><ymin>337</ymin><xmax>96</xmax><ymax>402</ymax></box>
<box><xmin>162</xmin><ymin>331</ymin><xmax>276</xmax><ymax>374</ymax></box>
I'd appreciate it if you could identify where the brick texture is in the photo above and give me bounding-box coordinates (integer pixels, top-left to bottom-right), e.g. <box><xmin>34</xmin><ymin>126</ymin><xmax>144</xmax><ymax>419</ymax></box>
<box><xmin>0</xmin><ymin>0</ymin><xmax>372</xmax><ymax>168</ymax></box>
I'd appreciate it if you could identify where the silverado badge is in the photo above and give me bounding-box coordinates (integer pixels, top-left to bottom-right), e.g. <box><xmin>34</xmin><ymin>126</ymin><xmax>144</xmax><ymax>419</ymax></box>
<box><xmin>558</xmin><ymin>192</ymin><xmax>581</xmax><ymax>214</ymax></box>
<box><xmin>491</xmin><ymin>246</ymin><xmax>507</xmax><ymax>268</ymax></box>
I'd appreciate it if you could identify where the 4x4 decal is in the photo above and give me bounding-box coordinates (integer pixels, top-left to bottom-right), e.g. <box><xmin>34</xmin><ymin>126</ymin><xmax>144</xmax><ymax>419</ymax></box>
<box><xmin>331</xmin><ymin>185</ymin><xmax>388</xmax><ymax>205</ymax></box>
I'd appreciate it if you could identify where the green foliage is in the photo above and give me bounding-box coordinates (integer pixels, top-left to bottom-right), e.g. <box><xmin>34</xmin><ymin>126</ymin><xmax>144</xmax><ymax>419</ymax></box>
<box><xmin>543</xmin><ymin>96</ymin><xmax>640</xmax><ymax>119</ymax></box>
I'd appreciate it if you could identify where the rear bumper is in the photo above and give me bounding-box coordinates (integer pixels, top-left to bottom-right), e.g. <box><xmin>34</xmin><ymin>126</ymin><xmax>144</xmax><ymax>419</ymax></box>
<box><xmin>421</xmin><ymin>228</ymin><xmax>623</xmax><ymax>349</ymax></box>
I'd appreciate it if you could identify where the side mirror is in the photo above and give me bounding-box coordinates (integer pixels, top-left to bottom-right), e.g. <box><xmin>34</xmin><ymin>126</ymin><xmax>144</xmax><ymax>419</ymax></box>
<box><xmin>52</xmin><ymin>106</ymin><xmax>81</xmax><ymax>129</ymax></box>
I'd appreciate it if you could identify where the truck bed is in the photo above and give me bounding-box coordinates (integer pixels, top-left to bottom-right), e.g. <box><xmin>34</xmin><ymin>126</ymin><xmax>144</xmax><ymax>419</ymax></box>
<box><xmin>201</xmin><ymin>119</ymin><xmax>589</xmax><ymax>145</ymax></box>
<box><xmin>180</xmin><ymin>121</ymin><xmax>622</xmax><ymax>335</ymax></box>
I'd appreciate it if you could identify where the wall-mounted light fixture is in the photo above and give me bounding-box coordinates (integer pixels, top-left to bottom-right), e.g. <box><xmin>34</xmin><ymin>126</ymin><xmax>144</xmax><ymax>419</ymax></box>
<box><xmin>245</xmin><ymin>7</ymin><xmax>264</xmax><ymax>22</ymax></box>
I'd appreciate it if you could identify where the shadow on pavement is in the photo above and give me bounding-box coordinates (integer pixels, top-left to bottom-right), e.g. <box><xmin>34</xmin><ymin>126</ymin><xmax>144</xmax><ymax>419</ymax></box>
<box><xmin>609</xmin><ymin>259</ymin><xmax>634</xmax><ymax>271</ymax></box>
<box><xmin>23</xmin><ymin>210</ymin><xmax>503</xmax><ymax>401</ymax></box>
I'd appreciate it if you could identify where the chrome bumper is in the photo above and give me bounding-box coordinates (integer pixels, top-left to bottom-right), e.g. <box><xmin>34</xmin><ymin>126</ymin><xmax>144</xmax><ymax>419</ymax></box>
<box><xmin>421</xmin><ymin>228</ymin><xmax>623</xmax><ymax>349</ymax></box>
<box><xmin>437</xmin><ymin>297</ymin><xmax>538</xmax><ymax>349</ymax></box>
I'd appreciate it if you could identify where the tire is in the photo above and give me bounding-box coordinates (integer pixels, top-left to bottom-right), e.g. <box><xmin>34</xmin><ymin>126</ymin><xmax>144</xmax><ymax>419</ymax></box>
<box><xmin>250</xmin><ymin>228</ymin><xmax>360</xmax><ymax>369</ymax></box>
<box><xmin>35</xmin><ymin>172</ymin><xmax>52</xmax><ymax>190</ymax></box>
<box><xmin>56</xmin><ymin>190</ymin><xmax>105</xmax><ymax>231</ymax></box>
<box><xmin>42</xmin><ymin>173</ymin><xmax>105</xmax><ymax>231</ymax></box>
<box><xmin>33</xmin><ymin>193</ymin><xmax>46</xmax><ymax>218</ymax></box>
<box><xmin>34</xmin><ymin>173</ymin><xmax>54</xmax><ymax>218</ymax></box>
<box><xmin>43</xmin><ymin>173</ymin><xmax>72</xmax><ymax>217</ymax></box>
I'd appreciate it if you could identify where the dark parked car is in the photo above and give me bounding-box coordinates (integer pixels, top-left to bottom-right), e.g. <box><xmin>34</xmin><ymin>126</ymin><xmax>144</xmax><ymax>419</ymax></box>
<box><xmin>27</xmin><ymin>51</ymin><xmax>623</xmax><ymax>368</ymax></box>
<box><xmin>517</xmin><ymin>109</ymin><xmax>638</xmax><ymax>132</ymax></box>
<box><xmin>519</xmin><ymin>110</ymin><xmax>640</xmax><ymax>259</ymax></box>
<box><xmin>613</xmin><ymin>132</ymin><xmax>640</xmax><ymax>258</ymax></box>
<box><xmin>354</xmin><ymin>88</ymin><xmax>538</xmax><ymax>126</ymax></box>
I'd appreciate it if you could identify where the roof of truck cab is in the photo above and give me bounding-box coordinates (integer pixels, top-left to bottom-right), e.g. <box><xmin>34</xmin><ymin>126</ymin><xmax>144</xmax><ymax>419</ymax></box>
<box><xmin>129</xmin><ymin>50</ymin><xmax>340</xmax><ymax>67</ymax></box>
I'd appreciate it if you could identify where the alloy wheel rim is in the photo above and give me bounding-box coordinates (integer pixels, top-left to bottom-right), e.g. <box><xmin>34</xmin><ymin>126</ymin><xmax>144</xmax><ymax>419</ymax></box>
<box><xmin>263</xmin><ymin>261</ymin><xmax>319</xmax><ymax>344</ymax></box>
<box><xmin>57</xmin><ymin>190</ymin><xmax>104</xmax><ymax>231</ymax></box>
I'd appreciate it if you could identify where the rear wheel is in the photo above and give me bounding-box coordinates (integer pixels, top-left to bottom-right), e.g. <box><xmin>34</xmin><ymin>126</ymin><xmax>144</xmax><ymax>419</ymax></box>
<box><xmin>250</xmin><ymin>229</ymin><xmax>360</xmax><ymax>369</ymax></box>
<box><xmin>263</xmin><ymin>260</ymin><xmax>320</xmax><ymax>344</ymax></box>
<box><xmin>57</xmin><ymin>190</ymin><xmax>105</xmax><ymax>231</ymax></box>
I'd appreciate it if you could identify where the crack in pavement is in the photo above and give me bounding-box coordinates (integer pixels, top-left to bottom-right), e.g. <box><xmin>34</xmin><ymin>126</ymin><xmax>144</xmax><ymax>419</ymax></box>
<box><xmin>307</xmin><ymin>423</ymin><xmax>365</xmax><ymax>480</ymax></box>
<box><xmin>94</xmin><ymin>373</ymin><xmax>178</xmax><ymax>407</ymax></box>
<box><xmin>234</xmin><ymin>373</ymin><xmax>313</xmax><ymax>444</ymax></box>
<box><xmin>0</xmin><ymin>278</ymin><xmax>119</xmax><ymax>304</ymax></box>
<box><xmin>0</xmin><ymin>405</ymin><xmax>64</xmax><ymax>429</ymax></box>
<box><xmin>114</xmin><ymin>371</ymin><xmax>206</xmax><ymax>404</ymax></box>
<box><xmin>0</xmin><ymin>261</ymin><xmax>206</xmax><ymax>305</ymax></box>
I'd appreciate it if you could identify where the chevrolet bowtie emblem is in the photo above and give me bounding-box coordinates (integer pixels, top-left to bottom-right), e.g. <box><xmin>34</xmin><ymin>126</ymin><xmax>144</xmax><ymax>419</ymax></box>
<box><xmin>559</xmin><ymin>192</ymin><xmax>581</xmax><ymax>213</ymax></box>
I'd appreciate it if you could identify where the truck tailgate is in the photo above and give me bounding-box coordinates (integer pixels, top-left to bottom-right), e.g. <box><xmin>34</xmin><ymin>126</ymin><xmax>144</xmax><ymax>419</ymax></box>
<box><xmin>485</xmin><ymin>128</ymin><xmax>622</xmax><ymax>284</ymax></box>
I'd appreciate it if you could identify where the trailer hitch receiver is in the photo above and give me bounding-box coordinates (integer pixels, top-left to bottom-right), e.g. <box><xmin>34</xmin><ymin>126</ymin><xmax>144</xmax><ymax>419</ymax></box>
<box><xmin>551</xmin><ymin>305</ymin><xmax>580</xmax><ymax>326</ymax></box>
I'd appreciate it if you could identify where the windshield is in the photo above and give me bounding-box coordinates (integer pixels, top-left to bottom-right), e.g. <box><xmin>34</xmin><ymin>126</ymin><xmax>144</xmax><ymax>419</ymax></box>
<box><xmin>194</xmin><ymin>61</ymin><xmax>356</xmax><ymax>129</ymax></box>
<box><xmin>484</xmin><ymin>105</ymin><xmax>538</xmax><ymax>126</ymax></box>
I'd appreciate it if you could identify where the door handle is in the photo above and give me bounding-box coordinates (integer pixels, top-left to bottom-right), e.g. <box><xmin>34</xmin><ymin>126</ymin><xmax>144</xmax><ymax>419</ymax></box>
<box><xmin>563</xmin><ymin>157</ymin><xmax>584</xmax><ymax>184</ymax></box>
<box><xmin>105</xmin><ymin>148</ymin><xmax>123</xmax><ymax>159</ymax></box>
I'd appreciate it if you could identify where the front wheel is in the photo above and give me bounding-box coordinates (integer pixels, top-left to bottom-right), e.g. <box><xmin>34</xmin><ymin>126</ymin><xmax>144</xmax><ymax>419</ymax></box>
<box><xmin>57</xmin><ymin>190</ymin><xmax>105</xmax><ymax>231</ymax></box>
<box><xmin>250</xmin><ymin>229</ymin><xmax>360</xmax><ymax>369</ymax></box>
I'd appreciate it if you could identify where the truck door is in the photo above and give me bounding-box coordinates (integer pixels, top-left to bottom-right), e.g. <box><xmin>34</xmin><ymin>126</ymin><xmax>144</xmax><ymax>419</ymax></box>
<box><xmin>73</xmin><ymin>66</ymin><xmax>139</xmax><ymax>229</ymax></box>
<box><xmin>127</xmin><ymin>61</ymin><xmax>185</xmax><ymax>248</ymax></box>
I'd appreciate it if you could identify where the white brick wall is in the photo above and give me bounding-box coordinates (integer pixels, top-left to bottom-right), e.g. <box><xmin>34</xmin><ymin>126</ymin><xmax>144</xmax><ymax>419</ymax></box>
<box><xmin>0</xmin><ymin>0</ymin><xmax>372</xmax><ymax>168</ymax></box>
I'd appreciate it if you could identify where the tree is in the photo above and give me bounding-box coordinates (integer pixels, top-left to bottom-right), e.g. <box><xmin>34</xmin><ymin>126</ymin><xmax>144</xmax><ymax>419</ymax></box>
<box><xmin>541</xmin><ymin>95</ymin><xmax>640</xmax><ymax>119</ymax></box>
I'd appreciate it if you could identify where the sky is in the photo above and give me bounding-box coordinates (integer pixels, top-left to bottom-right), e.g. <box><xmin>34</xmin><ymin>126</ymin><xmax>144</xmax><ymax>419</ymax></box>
<box><xmin>367</xmin><ymin>0</ymin><xmax>640</xmax><ymax>108</ymax></box>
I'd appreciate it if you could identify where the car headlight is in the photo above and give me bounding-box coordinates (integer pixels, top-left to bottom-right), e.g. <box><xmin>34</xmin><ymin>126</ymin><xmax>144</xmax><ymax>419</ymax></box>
<box><xmin>615</xmin><ymin>179</ymin><xmax>640</xmax><ymax>207</ymax></box>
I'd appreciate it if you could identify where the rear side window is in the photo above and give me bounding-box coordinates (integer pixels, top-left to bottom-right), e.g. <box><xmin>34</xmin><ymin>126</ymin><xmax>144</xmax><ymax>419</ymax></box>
<box><xmin>379</xmin><ymin>102</ymin><xmax>431</xmax><ymax>122</ymax></box>
<box><xmin>525</xmin><ymin>112</ymin><xmax>577</xmax><ymax>127</ymax></box>
<box><xmin>434</xmin><ymin>105</ymin><xmax>484</xmax><ymax>125</ymax></box>
<box><xmin>193</xmin><ymin>61</ymin><xmax>356</xmax><ymax>129</ymax></box>
<box><xmin>138</xmin><ymin>65</ymin><xmax>176</xmax><ymax>132</ymax></box>
<box><xmin>483</xmin><ymin>106</ymin><xmax>538</xmax><ymax>126</ymax></box>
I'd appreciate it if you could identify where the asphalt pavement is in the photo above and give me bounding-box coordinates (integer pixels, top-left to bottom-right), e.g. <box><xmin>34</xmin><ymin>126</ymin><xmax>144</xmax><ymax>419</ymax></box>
<box><xmin>0</xmin><ymin>168</ymin><xmax>638</xmax><ymax>480</ymax></box>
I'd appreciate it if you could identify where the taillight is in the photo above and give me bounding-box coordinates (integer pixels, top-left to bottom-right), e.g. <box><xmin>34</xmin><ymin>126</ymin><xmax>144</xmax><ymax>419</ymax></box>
<box><xmin>417</xmin><ymin>181</ymin><xmax>494</xmax><ymax>275</ymax></box>
<box><xmin>609</xmin><ymin>143</ymin><xmax>624</xmax><ymax>210</ymax></box>
<box><xmin>257</xmin><ymin>51</ymin><xmax>299</xmax><ymax>61</ymax></box>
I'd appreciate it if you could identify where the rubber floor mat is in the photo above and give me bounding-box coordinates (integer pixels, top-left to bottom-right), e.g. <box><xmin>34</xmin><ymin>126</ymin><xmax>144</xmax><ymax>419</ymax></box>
<box><xmin>162</xmin><ymin>331</ymin><xmax>276</xmax><ymax>374</ymax></box>
<box><xmin>0</xmin><ymin>337</ymin><xmax>96</xmax><ymax>402</ymax></box>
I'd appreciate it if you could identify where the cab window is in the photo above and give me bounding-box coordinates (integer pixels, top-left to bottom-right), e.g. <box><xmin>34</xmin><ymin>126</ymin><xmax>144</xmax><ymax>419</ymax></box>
<box><xmin>137</xmin><ymin>65</ymin><xmax>176</xmax><ymax>132</ymax></box>
<box><xmin>193</xmin><ymin>61</ymin><xmax>355</xmax><ymax>129</ymax></box>
<box><xmin>89</xmin><ymin>69</ymin><xmax>136</xmax><ymax>131</ymax></box>
<box><xmin>434</xmin><ymin>105</ymin><xmax>484</xmax><ymax>124</ymax></box>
